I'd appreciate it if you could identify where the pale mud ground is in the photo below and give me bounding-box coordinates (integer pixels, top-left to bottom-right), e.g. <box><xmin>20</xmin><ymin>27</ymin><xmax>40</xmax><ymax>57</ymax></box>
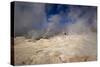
<box><xmin>14</xmin><ymin>34</ymin><xmax>97</xmax><ymax>65</ymax></box>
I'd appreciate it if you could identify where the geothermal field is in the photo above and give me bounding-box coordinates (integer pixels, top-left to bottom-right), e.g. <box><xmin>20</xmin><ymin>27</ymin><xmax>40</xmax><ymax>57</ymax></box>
<box><xmin>12</xmin><ymin>2</ymin><xmax>97</xmax><ymax>65</ymax></box>
<box><xmin>14</xmin><ymin>33</ymin><xmax>97</xmax><ymax>65</ymax></box>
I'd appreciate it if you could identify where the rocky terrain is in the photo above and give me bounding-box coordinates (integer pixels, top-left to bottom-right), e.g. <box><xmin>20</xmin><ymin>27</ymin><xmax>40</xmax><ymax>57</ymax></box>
<box><xmin>14</xmin><ymin>34</ymin><xmax>97</xmax><ymax>65</ymax></box>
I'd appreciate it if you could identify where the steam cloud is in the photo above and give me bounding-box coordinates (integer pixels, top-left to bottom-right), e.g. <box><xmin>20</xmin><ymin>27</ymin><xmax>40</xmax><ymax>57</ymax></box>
<box><xmin>14</xmin><ymin>2</ymin><xmax>97</xmax><ymax>39</ymax></box>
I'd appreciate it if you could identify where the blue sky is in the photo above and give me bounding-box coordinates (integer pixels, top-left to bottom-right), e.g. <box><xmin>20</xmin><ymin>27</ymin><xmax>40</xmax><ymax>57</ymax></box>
<box><xmin>14</xmin><ymin>2</ymin><xmax>97</xmax><ymax>36</ymax></box>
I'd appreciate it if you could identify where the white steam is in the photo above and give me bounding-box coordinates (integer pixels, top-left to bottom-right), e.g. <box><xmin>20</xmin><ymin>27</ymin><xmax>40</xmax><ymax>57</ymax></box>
<box><xmin>45</xmin><ymin>6</ymin><xmax>97</xmax><ymax>36</ymax></box>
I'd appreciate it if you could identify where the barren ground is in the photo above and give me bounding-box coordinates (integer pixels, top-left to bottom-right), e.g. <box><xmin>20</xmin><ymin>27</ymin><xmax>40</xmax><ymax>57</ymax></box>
<box><xmin>13</xmin><ymin>34</ymin><xmax>97</xmax><ymax>65</ymax></box>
